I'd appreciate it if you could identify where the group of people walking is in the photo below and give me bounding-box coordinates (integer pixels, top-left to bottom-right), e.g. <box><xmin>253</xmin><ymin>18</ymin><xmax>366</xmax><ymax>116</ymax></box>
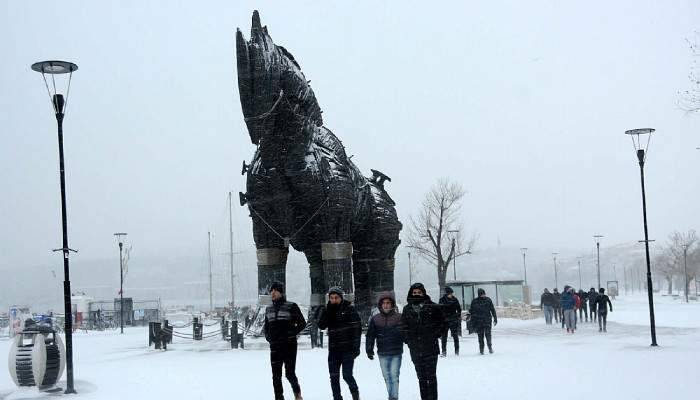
<box><xmin>540</xmin><ymin>286</ymin><xmax>613</xmax><ymax>333</ymax></box>
<box><xmin>262</xmin><ymin>281</ymin><xmax>498</xmax><ymax>400</ymax></box>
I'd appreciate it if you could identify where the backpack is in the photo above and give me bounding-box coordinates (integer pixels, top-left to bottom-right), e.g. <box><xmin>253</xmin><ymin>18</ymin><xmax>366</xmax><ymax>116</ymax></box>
<box><xmin>575</xmin><ymin>295</ymin><xmax>581</xmax><ymax>309</ymax></box>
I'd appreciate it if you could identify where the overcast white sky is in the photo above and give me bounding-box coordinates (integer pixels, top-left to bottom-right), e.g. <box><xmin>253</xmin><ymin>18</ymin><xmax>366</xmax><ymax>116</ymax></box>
<box><xmin>1</xmin><ymin>1</ymin><xmax>699</xmax><ymax>278</ymax></box>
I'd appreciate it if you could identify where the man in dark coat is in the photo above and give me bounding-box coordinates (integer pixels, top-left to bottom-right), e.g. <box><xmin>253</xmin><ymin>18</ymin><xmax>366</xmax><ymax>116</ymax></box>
<box><xmin>438</xmin><ymin>286</ymin><xmax>462</xmax><ymax>357</ymax></box>
<box><xmin>263</xmin><ymin>282</ymin><xmax>307</xmax><ymax>400</ymax></box>
<box><xmin>468</xmin><ymin>288</ymin><xmax>498</xmax><ymax>354</ymax></box>
<box><xmin>552</xmin><ymin>288</ymin><xmax>562</xmax><ymax>323</ymax></box>
<box><xmin>318</xmin><ymin>287</ymin><xmax>362</xmax><ymax>400</ymax></box>
<box><xmin>540</xmin><ymin>288</ymin><xmax>555</xmax><ymax>325</ymax></box>
<box><xmin>588</xmin><ymin>287</ymin><xmax>599</xmax><ymax>323</ymax></box>
<box><xmin>595</xmin><ymin>288</ymin><xmax>613</xmax><ymax>332</ymax></box>
<box><xmin>366</xmin><ymin>292</ymin><xmax>403</xmax><ymax>400</ymax></box>
<box><xmin>400</xmin><ymin>282</ymin><xmax>446</xmax><ymax>400</ymax></box>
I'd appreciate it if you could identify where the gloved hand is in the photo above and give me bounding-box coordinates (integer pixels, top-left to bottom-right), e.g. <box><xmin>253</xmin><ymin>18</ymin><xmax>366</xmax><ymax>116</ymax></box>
<box><xmin>493</xmin><ymin>320</ymin><xmax>498</xmax><ymax>326</ymax></box>
<box><xmin>367</xmin><ymin>353</ymin><xmax>374</xmax><ymax>360</ymax></box>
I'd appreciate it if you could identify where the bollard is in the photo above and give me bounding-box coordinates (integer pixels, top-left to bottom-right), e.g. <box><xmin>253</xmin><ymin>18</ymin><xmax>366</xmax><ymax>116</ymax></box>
<box><xmin>230</xmin><ymin>321</ymin><xmax>239</xmax><ymax>349</ymax></box>
<box><xmin>162</xmin><ymin>320</ymin><xmax>172</xmax><ymax>344</ymax></box>
<box><xmin>193</xmin><ymin>317</ymin><xmax>203</xmax><ymax>341</ymax></box>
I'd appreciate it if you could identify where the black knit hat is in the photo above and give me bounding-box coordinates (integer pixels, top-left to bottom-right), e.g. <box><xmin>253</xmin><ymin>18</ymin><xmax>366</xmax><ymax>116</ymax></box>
<box><xmin>477</xmin><ymin>288</ymin><xmax>486</xmax><ymax>296</ymax></box>
<box><xmin>328</xmin><ymin>286</ymin><xmax>345</xmax><ymax>298</ymax></box>
<box><xmin>409</xmin><ymin>282</ymin><xmax>426</xmax><ymax>295</ymax></box>
<box><xmin>444</xmin><ymin>286</ymin><xmax>454</xmax><ymax>295</ymax></box>
<box><xmin>269</xmin><ymin>281</ymin><xmax>285</xmax><ymax>294</ymax></box>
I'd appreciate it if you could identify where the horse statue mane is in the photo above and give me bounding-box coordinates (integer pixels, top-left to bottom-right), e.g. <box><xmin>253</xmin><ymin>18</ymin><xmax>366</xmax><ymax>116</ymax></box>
<box><xmin>236</xmin><ymin>10</ymin><xmax>402</xmax><ymax>319</ymax></box>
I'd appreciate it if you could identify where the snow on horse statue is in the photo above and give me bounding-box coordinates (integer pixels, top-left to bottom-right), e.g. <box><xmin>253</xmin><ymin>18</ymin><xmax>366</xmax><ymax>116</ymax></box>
<box><xmin>236</xmin><ymin>11</ymin><xmax>402</xmax><ymax>319</ymax></box>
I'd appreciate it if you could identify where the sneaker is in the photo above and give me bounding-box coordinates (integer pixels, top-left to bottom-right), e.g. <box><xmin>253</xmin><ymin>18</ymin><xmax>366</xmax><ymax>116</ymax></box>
<box><xmin>488</xmin><ymin>347</ymin><xmax>494</xmax><ymax>354</ymax></box>
<box><xmin>599</xmin><ymin>328</ymin><xmax>602</xmax><ymax>332</ymax></box>
<box><xmin>603</xmin><ymin>328</ymin><xmax>607</xmax><ymax>333</ymax></box>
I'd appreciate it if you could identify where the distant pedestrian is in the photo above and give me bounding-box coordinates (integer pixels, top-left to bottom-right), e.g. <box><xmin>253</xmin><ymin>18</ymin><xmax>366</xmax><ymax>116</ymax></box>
<box><xmin>588</xmin><ymin>288</ymin><xmax>599</xmax><ymax>323</ymax></box>
<box><xmin>308</xmin><ymin>306</ymin><xmax>321</xmax><ymax>348</ymax></box>
<box><xmin>595</xmin><ymin>288</ymin><xmax>613</xmax><ymax>332</ymax></box>
<box><xmin>552</xmin><ymin>288</ymin><xmax>562</xmax><ymax>323</ymax></box>
<box><xmin>263</xmin><ymin>282</ymin><xmax>307</xmax><ymax>400</ymax></box>
<box><xmin>560</xmin><ymin>286</ymin><xmax>576</xmax><ymax>333</ymax></box>
<box><xmin>439</xmin><ymin>287</ymin><xmax>462</xmax><ymax>356</ymax></box>
<box><xmin>577</xmin><ymin>289</ymin><xmax>589</xmax><ymax>322</ymax></box>
<box><xmin>400</xmin><ymin>283</ymin><xmax>446</xmax><ymax>400</ymax></box>
<box><xmin>366</xmin><ymin>292</ymin><xmax>404</xmax><ymax>400</ymax></box>
<box><xmin>318</xmin><ymin>287</ymin><xmax>362</xmax><ymax>400</ymax></box>
<box><xmin>540</xmin><ymin>288</ymin><xmax>555</xmax><ymax>325</ymax></box>
<box><xmin>468</xmin><ymin>288</ymin><xmax>498</xmax><ymax>355</ymax></box>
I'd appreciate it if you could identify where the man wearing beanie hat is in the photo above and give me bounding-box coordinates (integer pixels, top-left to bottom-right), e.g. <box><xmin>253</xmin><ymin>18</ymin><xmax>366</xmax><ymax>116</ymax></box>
<box><xmin>318</xmin><ymin>286</ymin><xmax>362</xmax><ymax>400</ymax></box>
<box><xmin>263</xmin><ymin>281</ymin><xmax>307</xmax><ymax>400</ymax></box>
<box><xmin>399</xmin><ymin>282</ymin><xmax>447</xmax><ymax>400</ymax></box>
<box><xmin>439</xmin><ymin>286</ymin><xmax>462</xmax><ymax>357</ymax></box>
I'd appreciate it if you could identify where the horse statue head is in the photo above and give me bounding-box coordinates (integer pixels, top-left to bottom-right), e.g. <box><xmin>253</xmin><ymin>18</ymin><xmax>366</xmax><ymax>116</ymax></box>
<box><xmin>236</xmin><ymin>10</ymin><xmax>323</xmax><ymax>146</ymax></box>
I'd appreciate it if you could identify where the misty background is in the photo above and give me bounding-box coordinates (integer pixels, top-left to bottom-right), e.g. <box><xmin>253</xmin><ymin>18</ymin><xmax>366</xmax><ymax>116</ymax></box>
<box><xmin>1</xmin><ymin>1</ymin><xmax>698</xmax><ymax>311</ymax></box>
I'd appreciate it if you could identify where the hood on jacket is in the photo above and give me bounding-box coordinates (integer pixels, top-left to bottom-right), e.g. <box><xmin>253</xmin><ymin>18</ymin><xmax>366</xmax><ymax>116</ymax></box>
<box><xmin>376</xmin><ymin>291</ymin><xmax>396</xmax><ymax>309</ymax></box>
<box><xmin>406</xmin><ymin>282</ymin><xmax>427</xmax><ymax>301</ymax></box>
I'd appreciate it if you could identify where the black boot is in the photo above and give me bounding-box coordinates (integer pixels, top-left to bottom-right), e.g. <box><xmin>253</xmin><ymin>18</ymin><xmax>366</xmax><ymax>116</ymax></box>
<box><xmin>488</xmin><ymin>345</ymin><xmax>494</xmax><ymax>354</ymax></box>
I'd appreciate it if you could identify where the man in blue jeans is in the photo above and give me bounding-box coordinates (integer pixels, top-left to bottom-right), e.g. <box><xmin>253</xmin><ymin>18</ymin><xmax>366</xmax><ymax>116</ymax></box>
<box><xmin>318</xmin><ymin>287</ymin><xmax>362</xmax><ymax>400</ymax></box>
<box><xmin>366</xmin><ymin>292</ymin><xmax>404</xmax><ymax>400</ymax></box>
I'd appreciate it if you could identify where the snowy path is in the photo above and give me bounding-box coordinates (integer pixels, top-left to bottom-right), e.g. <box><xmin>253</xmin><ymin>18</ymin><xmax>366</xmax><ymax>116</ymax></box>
<box><xmin>2</xmin><ymin>296</ymin><xmax>700</xmax><ymax>400</ymax></box>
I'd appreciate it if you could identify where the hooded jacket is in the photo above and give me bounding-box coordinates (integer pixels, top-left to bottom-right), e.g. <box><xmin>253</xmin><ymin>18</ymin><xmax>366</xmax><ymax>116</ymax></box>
<box><xmin>318</xmin><ymin>299</ymin><xmax>362</xmax><ymax>354</ymax></box>
<box><xmin>540</xmin><ymin>291</ymin><xmax>555</xmax><ymax>308</ymax></box>
<box><xmin>439</xmin><ymin>294</ymin><xmax>462</xmax><ymax>324</ymax></box>
<box><xmin>560</xmin><ymin>287</ymin><xmax>576</xmax><ymax>310</ymax></box>
<box><xmin>469</xmin><ymin>295</ymin><xmax>497</xmax><ymax>329</ymax></box>
<box><xmin>263</xmin><ymin>296</ymin><xmax>307</xmax><ymax>345</ymax></box>
<box><xmin>399</xmin><ymin>284</ymin><xmax>447</xmax><ymax>357</ymax></box>
<box><xmin>366</xmin><ymin>292</ymin><xmax>404</xmax><ymax>356</ymax></box>
<box><xmin>595</xmin><ymin>294</ymin><xmax>613</xmax><ymax>313</ymax></box>
<box><xmin>588</xmin><ymin>290</ymin><xmax>599</xmax><ymax>309</ymax></box>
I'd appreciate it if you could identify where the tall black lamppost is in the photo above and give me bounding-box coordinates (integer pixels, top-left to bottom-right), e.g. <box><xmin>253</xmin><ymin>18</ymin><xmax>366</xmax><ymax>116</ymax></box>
<box><xmin>114</xmin><ymin>232</ymin><xmax>128</xmax><ymax>333</ymax></box>
<box><xmin>625</xmin><ymin>127</ymin><xmax>658</xmax><ymax>347</ymax></box>
<box><xmin>520</xmin><ymin>248</ymin><xmax>530</xmax><ymax>305</ymax></box>
<box><xmin>31</xmin><ymin>60</ymin><xmax>78</xmax><ymax>394</ymax></box>
<box><xmin>593</xmin><ymin>235</ymin><xmax>603</xmax><ymax>290</ymax></box>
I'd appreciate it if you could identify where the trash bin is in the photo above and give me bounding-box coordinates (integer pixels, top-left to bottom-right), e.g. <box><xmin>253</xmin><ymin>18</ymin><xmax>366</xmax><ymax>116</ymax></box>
<box><xmin>7</xmin><ymin>326</ymin><xmax>65</xmax><ymax>390</ymax></box>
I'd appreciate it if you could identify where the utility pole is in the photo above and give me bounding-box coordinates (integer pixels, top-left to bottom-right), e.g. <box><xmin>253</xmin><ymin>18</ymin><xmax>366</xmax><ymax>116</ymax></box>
<box><xmin>208</xmin><ymin>231</ymin><xmax>213</xmax><ymax>312</ymax></box>
<box><xmin>229</xmin><ymin>192</ymin><xmax>235</xmax><ymax>309</ymax></box>
<box><xmin>408</xmin><ymin>252</ymin><xmax>413</xmax><ymax>285</ymax></box>
<box><xmin>520</xmin><ymin>248</ymin><xmax>528</xmax><ymax>286</ymax></box>
<box><xmin>114</xmin><ymin>232</ymin><xmax>128</xmax><ymax>334</ymax></box>
<box><xmin>593</xmin><ymin>235</ymin><xmax>604</xmax><ymax>290</ymax></box>
<box><xmin>577</xmin><ymin>258</ymin><xmax>582</xmax><ymax>289</ymax></box>
<box><xmin>552</xmin><ymin>252</ymin><xmax>559</xmax><ymax>289</ymax></box>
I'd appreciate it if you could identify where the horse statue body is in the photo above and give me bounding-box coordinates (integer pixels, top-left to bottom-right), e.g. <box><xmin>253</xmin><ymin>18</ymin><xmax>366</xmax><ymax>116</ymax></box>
<box><xmin>236</xmin><ymin>11</ymin><xmax>401</xmax><ymax>318</ymax></box>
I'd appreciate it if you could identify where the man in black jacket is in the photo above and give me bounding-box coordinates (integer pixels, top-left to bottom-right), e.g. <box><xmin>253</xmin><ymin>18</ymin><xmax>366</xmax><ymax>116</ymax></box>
<box><xmin>540</xmin><ymin>288</ymin><xmax>555</xmax><ymax>325</ymax></box>
<box><xmin>469</xmin><ymin>288</ymin><xmax>498</xmax><ymax>355</ymax></box>
<box><xmin>552</xmin><ymin>288</ymin><xmax>561</xmax><ymax>324</ymax></box>
<box><xmin>400</xmin><ymin>282</ymin><xmax>446</xmax><ymax>400</ymax></box>
<box><xmin>439</xmin><ymin>286</ymin><xmax>462</xmax><ymax>356</ymax></box>
<box><xmin>595</xmin><ymin>288</ymin><xmax>613</xmax><ymax>332</ymax></box>
<box><xmin>366</xmin><ymin>292</ymin><xmax>403</xmax><ymax>400</ymax></box>
<box><xmin>588</xmin><ymin>287</ymin><xmax>599</xmax><ymax>323</ymax></box>
<box><xmin>318</xmin><ymin>287</ymin><xmax>362</xmax><ymax>400</ymax></box>
<box><xmin>263</xmin><ymin>282</ymin><xmax>307</xmax><ymax>400</ymax></box>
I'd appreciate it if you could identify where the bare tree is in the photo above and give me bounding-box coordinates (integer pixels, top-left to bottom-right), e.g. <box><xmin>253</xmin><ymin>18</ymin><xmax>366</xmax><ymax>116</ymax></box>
<box><xmin>659</xmin><ymin>230</ymin><xmax>698</xmax><ymax>299</ymax></box>
<box><xmin>679</xmin><ymin>32</ymin><xmax>700</xmax><ymax>113</ymax></box>
<box><xmin>653</xmin><ymin>252</ymin><xmax>675</xmax><ymax>295</ymax></box>
<box><xmin>407</xmin><ymin>179</ymin><xmax>476</xmax><ymax>294</ymax></box>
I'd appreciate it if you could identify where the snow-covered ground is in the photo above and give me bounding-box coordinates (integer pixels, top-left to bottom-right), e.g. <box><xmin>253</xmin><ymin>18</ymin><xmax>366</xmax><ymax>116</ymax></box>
<box><xmin>2</xmin><ymin>294</ymin><xmax>699</xmax><ymax>400</ymax></box>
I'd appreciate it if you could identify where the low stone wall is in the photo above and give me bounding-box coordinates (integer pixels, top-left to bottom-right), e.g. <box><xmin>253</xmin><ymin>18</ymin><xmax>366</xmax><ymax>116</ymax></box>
<box><xmin>495</xmin><ymin>305</ymin><xmax>543</xmax><ymax>320</ymax></box>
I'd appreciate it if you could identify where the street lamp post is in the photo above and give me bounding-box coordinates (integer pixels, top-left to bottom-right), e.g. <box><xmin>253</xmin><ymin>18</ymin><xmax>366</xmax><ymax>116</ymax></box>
<box><xmin>593</xmin><ymin>235</ymin><xmax>604</xmax><ymax>290</ymax></box>
<box><xmin>114</xmin><ymin>233</ymin><xmax>127</xmax><ymax>334</ymax></box>
<box><xmin>32</xmin><ymin>60</ymin><xmax>79</xmax><ymax>394</ymax></box>
<box><xmin>625</xmin><ymin>127</ymin><xmax>658</xmax><ymax>347</ymax></box>
<box><xmin>552</xmin><ymin>252</ymin><xmax>559</xmax><ymax>289</ymax></box>
<box><xmin>520</xmin><ymin>248</ymin><xmax>528</xmax><ymax>286</ymax></box>
<box><xmin>447</xmin><ymin>229</ymin><xmax>460</xmax><ymax>280</ymax></box>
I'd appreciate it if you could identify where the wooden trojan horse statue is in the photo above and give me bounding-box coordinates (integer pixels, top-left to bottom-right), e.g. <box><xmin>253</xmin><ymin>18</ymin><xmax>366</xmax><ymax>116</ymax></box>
<box><xmin>235</xmin><ymin>11</ymin><xmax>402</xmax><ymax>321</ymax></box>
